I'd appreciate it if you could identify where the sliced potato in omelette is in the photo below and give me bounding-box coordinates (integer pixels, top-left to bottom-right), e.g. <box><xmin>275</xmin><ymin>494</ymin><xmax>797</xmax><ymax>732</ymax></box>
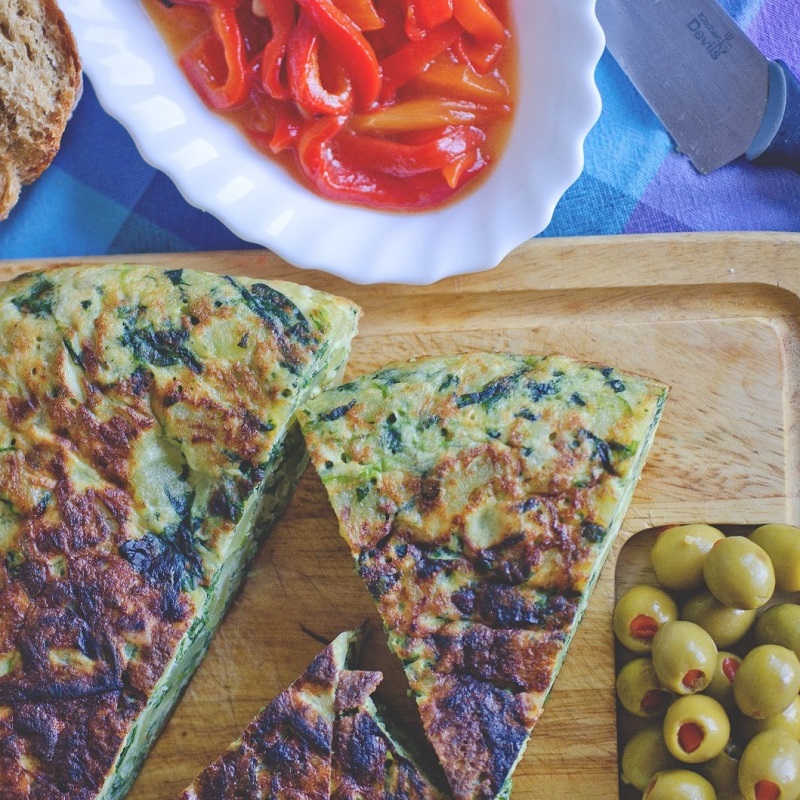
<box><xmin>179</xmin><ymin>629</ymin><xmax>445</xmax><ymax>800</ymax></box>
<box><xmin>0</xmin><ymin>265</ymin><xmax>359</xmax><ymax>799</ymax></box>
<box><xmin>298</xmin><ymin>353</ymin><xmax>668</xmax><ymax>800</ymax></box>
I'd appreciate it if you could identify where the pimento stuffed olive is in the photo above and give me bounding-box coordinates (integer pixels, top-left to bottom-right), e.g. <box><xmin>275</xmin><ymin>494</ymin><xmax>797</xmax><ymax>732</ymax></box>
<box><xmin>749</xmin><ymin>523</ymin><xmax>800</xmax><ymax>592</ymax></box>
<box><xmin>651</xmin><ymin>621</ymin><xmax>717</xmax><ymax>695</ymax></box>
<box><xmin>616</xmin><ymin>658</ymin><xmax>673</xmax><ymax>718</ymax></box>
<box><xmin>620</xmin><ymin>724</ymin><xmax>678</xmax><ymax>792</ymax></box>
<box><xmin>643</xmin><ymin>769</ymin><xmax>717</xmax><ymax>800</ymax></box>
<box><xmin>739</xmin><ymin>695</ymin><xmax>800</xmax><ymax>743</ymax></box>
<box><xmin>614</xmin><ymin>584</ymin><xmax>680</xmax><ymax>654</ymax></box>
<box><xmin>681</xmin><ymin>590</ymin><xmax>756</xmax><ymax>649</ymax></box>
<box><xmin>702</xmin><ymin>536</ymin><xmax>775</xmax><ymax>610</ymax></box>
<box><xmin>703</xmin><ymin>651</ymin><xmax>741</xmax><ymax>711</ymax></box>
<box><xmin>733</xmin><ymin>644</ymin><xmax>800</xmax><ymax>720</ymax></box>
<box><xmin>650</xmin><ymin>524</ymin><xmax>725</xmax><ymax>592</ymax></box>
<box><xmin>699</xmin><ymin>743</ymin><xmax>744</xmax><ymax>800</ymax></box>
<box><xmin>663</xmin><ymin>694</ymin><xmax>730</xmax><ymax>764</ymax></box>
<box><xmin>754</xmin><ymin>603</ymin><xmax>800</xmax><ymax>660</ymax></box>
<box><xmin>738</xmin><ymin>730</ymin><xmax>800</xmax><ymax>800</ymax></box>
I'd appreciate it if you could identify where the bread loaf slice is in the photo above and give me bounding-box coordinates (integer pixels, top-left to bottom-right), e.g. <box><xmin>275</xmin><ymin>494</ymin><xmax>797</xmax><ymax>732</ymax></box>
<box><xmin>0</xmin><ymin>0</ymin><xmax>82</xmax><ymax>219</ymax></box>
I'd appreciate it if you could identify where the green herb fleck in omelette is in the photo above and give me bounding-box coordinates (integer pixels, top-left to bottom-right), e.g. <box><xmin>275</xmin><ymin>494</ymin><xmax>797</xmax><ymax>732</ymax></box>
<box><xmin>298</xmin><ymin>353</ymin><xmax>667</xmax><ymax>800</ymax></box>
<box><xmin>0</xmin><ymin>264</ymin><xmax>359</xmax><ymax>800</ymax></box>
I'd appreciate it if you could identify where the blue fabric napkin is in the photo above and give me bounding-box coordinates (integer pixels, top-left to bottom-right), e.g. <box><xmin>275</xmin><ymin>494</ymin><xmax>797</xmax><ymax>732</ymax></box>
<box><xmin>0</xmin><ymin>0</ymin><xmax>798</xmax><ymax>261</ymax></box>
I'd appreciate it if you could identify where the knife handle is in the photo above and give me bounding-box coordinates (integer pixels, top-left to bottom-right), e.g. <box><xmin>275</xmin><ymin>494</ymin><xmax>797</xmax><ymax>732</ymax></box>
<box><xmin>747</xmin><ymin>60</ymin><xmax>800</xmax><ymax>174</ymax></box>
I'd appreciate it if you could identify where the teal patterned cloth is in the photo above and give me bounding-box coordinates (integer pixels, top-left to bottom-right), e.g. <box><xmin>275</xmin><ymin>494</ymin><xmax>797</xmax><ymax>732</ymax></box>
<box><xmin>0</xmin><ymin>0</ymin><xmax>798</xmax><ymax>261</ymax></box>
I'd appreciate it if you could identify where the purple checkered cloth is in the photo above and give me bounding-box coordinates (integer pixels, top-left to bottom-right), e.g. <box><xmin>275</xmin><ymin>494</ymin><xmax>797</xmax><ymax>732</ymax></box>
<box><xmin>0</xmin><ymin>0</ymin><xmax>798</xmax><ymax>261</ymax></box>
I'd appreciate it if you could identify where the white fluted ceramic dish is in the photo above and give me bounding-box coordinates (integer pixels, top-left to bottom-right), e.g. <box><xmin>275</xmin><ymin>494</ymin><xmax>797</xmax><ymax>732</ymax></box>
<box><xmin>60</xmin><ymin>0</ymin><xmax>604</xmax><ymax>284</ymax></box>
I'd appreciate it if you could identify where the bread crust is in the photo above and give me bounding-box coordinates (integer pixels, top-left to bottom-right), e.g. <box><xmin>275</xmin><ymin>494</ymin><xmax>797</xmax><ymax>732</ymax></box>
<box><xmin>0</xmin><ymin>0</ymin><xmax>83</xmax><ymax>219</ymax></box>
<box><xmin>0</xmin><ymin>158</ymin><xmax>22</xmax><ymax>221</ymax></box>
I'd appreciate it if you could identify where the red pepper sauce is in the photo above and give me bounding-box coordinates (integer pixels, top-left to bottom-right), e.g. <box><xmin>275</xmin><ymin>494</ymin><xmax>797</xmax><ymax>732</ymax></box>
<box><xmin>142</xmin><ymin>0</ymin><xmax>516</xmax><ymax>211</ymax></box>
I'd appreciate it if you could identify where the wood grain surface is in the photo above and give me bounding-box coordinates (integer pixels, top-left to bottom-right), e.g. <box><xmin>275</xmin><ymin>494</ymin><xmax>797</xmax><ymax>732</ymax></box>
<box><xmin>3</xmin><ymin>232</ymin><xmax>799</xmax><ymax>799</ymax></box>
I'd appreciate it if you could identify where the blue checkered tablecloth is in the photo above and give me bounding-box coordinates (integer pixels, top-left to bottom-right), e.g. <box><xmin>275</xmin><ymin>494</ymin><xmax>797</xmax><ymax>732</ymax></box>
<box><xmin>1</xmin><ymin>0</ymin><xmax>798</xmax><ymax>261</ymax></box>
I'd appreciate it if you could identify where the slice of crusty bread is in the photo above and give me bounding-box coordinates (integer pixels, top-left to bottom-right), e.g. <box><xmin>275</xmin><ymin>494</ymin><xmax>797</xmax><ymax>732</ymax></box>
<box><xmin>0</xmin><ymin>0</ymin><xmax>82</xmax><ymax>219</ymax></box>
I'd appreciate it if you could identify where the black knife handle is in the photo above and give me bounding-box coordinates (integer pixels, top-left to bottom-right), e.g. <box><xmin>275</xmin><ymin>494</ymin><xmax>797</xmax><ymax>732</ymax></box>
<box><xmin>747</xmin><ymin>60</ymin><xmax>800</xmax><ymax>174</ymax></box>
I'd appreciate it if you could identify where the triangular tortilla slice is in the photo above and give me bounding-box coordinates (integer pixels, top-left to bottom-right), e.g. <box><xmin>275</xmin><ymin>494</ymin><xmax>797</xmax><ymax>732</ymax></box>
<box><xmin>333</xmin><ymin>662</ymin><xmax>447</xmax><ymax>800</ymax></box>
<box><xmin>298</xmin><ymin>353</ymin><xmax>668</xmax><ymax>800</ymax></box>
<box><xmin>179</xmin><ymin>632</ymin><xmax>353</xmax><ymax>800</ymax></box>
<box><xmin>179</xmin><ymin>630</ymin><xmax>445</xmax><ymax>800</ymax></box>
<box><xmin>0</xmin><ymin>265</ymin><xmax>359</xmax><ymax>799</ymax></box>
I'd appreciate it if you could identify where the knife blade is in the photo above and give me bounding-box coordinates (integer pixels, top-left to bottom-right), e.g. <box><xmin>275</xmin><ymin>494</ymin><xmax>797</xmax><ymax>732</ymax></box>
<box><xmin>595</xmin><ymin>0</ymin><xmax>800</xmax><ymax>174</ymax></box>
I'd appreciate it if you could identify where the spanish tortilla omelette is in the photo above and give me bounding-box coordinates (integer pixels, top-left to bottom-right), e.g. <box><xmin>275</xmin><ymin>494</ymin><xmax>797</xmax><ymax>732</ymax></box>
<box><xmin>0</xmin><ymin>264</ymin><xmax>359</xmax><ymax>799</ymax></box>
<box><xmin>180</xmin><ymin>629</ymin><xmax>445</xmax><ymax>800</ymax></box>
<box><xmin>298</xmin><ymin>353</ymin><xmax>667</xmax><ymax>800</ymax></box>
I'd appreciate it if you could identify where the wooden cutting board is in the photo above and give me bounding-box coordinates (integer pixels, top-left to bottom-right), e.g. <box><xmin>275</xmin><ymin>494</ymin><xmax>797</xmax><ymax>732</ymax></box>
<box><xmin>3</xmin><ymin>232</ymin><xmax>800</xmax><ymax>799</ymax></box>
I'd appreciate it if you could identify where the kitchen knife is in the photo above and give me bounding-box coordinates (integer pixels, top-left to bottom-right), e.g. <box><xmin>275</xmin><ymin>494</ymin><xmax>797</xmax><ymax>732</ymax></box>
<box><xmin>595</xmin><ymin>0</ymin><xmax>800</xmax><ymax>174</ymax></box>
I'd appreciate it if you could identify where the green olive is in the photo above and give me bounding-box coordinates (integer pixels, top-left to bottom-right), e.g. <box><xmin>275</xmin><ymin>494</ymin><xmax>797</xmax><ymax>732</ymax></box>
<box><xmin>617</xmin><ymin>658</ymin><xmax>673</xmax><ymax>718</ymax></box>
<box><xmin>621</xmin><ymin>724</ymin><xmax>679</xmax><ymax>791</ymax></box>
<box><xmin>738</xmin><ymin>730</ymin><xmax>800</xmax><ymax>800</ymax></box>
<box><xmin>739</xmin><ymin>696</ymin><xmax>800</xmax><ymax>743</ymax></box>
<box><xmin>699</xmin><ymin>742</ymin><xmax>745</xmax><ymax>800</ymax></box>
<box><xmin>651</xmin><ymin>620</ymin><xmax>718</xmax><ymax>695</ymax></box>
<box><xmin>754</xmin><ymin>603</ymin><xmax>800</xmax><ymax>660</ymax></box>
<box><xmin>644</xmin><ymin>769</ymin><xmax>717</xmax><ymax>800</ymax></box>
<box><xmin>733</xmin><ymin>644</ymin><xmax>800</xmax><ymax>719</ymax></box>
<box><xmin>703</xmin><ymin>537</ymin><xmax>775</xmax><ymax>610</ymax></box>
<box><xmin>704</xmin><ymin>651</ymin><xmax>742</xmax><ymax>711</ymax></box>
<box><xmin>650</xmin><ymin>524</ymin><xmax>725</xmax><ymax>592</ymax></box>
<box><xmin>682</xmin><ymin>591</ymin><xmax>756</xmax><ymax>649</ymax></box>
<box><xmin>749</xmin><ymin>524</ymin><xmax>800</xmax><ymax>592</ymax></box>
<box><xmin>663</xmin><ymin>694</ymin><xmax>730</xmax><ymax>763</ymax></box>
<box><xmin>615</xmin><ymin>584</ymin><xmax>680</xmax><ymax>653</ymax></box>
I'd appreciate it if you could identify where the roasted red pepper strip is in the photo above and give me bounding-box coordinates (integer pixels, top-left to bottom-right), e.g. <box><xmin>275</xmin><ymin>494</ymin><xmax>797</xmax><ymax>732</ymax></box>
<box><xmin>179</xmin><ymin>5</ymin><xmax>250</xmax><ymax>110</ymax></box>
<box><xmin>454</xmin><ymin>31</ymin><xmax>504</xmax><ymax>74</ymax></box>
<box><xmin>380</xmin><ymin>18</ymin><xmax>462</xmax><ymax>99</ymax></box>
<box><xmin>295</xmin><ymin>115</ymin><xmax>470</xmax><ymax>209</ymax></box>
<box><xmin>268</xmin><ymin>104</ymin><xmax>305</xmax><ymax>152</ymax></box>
<box><xmin>170</xmin><ymin>0</ymin><xmax>235</xmax><ymax>6</ymax></box>
<box><xmin>366</xmin><ymin>0</ymin><xmax>407</xmax><ymax>58</ymax></box>
<box><xmin>337</xmin><ymin>125</ymin><xmax>483</xmax><ymax>181</ymax></box>
<box><xmin>452</xmin><ymin>0</ymin><xmax>505</xmax><ymax>43</ymax></box>
<box><xmin>332</xmin><ymin>0</ymin><xmax>384</xmax><ymax>31</ymax></box>
<box><xmin>402</xmin><ymin>0</ymin><xmax>453</xmax><ymax>40</ymax></box>
<box><xmin>294</xmin><ymin>0</ymin><xmax>382</xmax><ymax>110</ymax></box>
<box><xmin>402</xmin><ymin>0</ymin><xmax>427</xmax><ymax>41</ymax></box>
<box><xmin>288</xmin><ymin>13</ymin><xmax>353</xmax><ymax>115</ymax></box>
<box><xmin>259</xmin><ymin>0</ymin><xmax>297</xmax><ymax>100</ymax></box>
<box><xmin>415</xmin><ymin>0</ymin><xmax>453</xmax><ymax>29</ymax></box>
<box><xmin>440</xmin><ymin>144</ymin><xmax>478</xmax><ymax>187</ymax></box>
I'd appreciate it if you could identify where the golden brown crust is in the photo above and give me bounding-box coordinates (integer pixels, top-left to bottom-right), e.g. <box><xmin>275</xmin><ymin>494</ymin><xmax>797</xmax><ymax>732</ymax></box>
<box><xmin>0</xmin><ymin>157</ymin><xmax>22</xmax><ymax>221</ymax></box>
<box><xmin>332</xmin><ymin>670</ymin><xmax>446</xmax><ymax>800</ymax></box>
<box><xmin>179</xmin><ymin>640</ymin><xmax>344</xmax><ymax>800</ymax></box>
<box><xmin>21</xmin><ymin>0</ymin><xmax>82</xmax><ymax>183</ymax></box>
<box><xmin>179</xmin><ymin>635</ymin><xmax>444</xmax><ymax>800</ymax></box>
<box><xmin>333</xmin><ymin>669</ymin><xmax>381</xmax><ymax>714</ymax></box>
<box><xmin>0</xmin><ymin>265</ymin><xmax>359</xmax><ymax>799</ymax></box>
<box><xmin>333</xmin><ymin>711</ymin><xmax>445</xmax><ymax>800</ymax></box>
<box><xmin>300</xmin><ymin>353</ymin><xmax>667</xmax><ymax>800</ymax></box>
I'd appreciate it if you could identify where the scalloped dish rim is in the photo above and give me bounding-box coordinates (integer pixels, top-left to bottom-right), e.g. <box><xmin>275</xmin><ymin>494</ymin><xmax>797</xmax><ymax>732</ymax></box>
<box><xmin>60</xmin><ymin>0</ymin><xmax>605</xmax><ymax>285</ymax></box>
